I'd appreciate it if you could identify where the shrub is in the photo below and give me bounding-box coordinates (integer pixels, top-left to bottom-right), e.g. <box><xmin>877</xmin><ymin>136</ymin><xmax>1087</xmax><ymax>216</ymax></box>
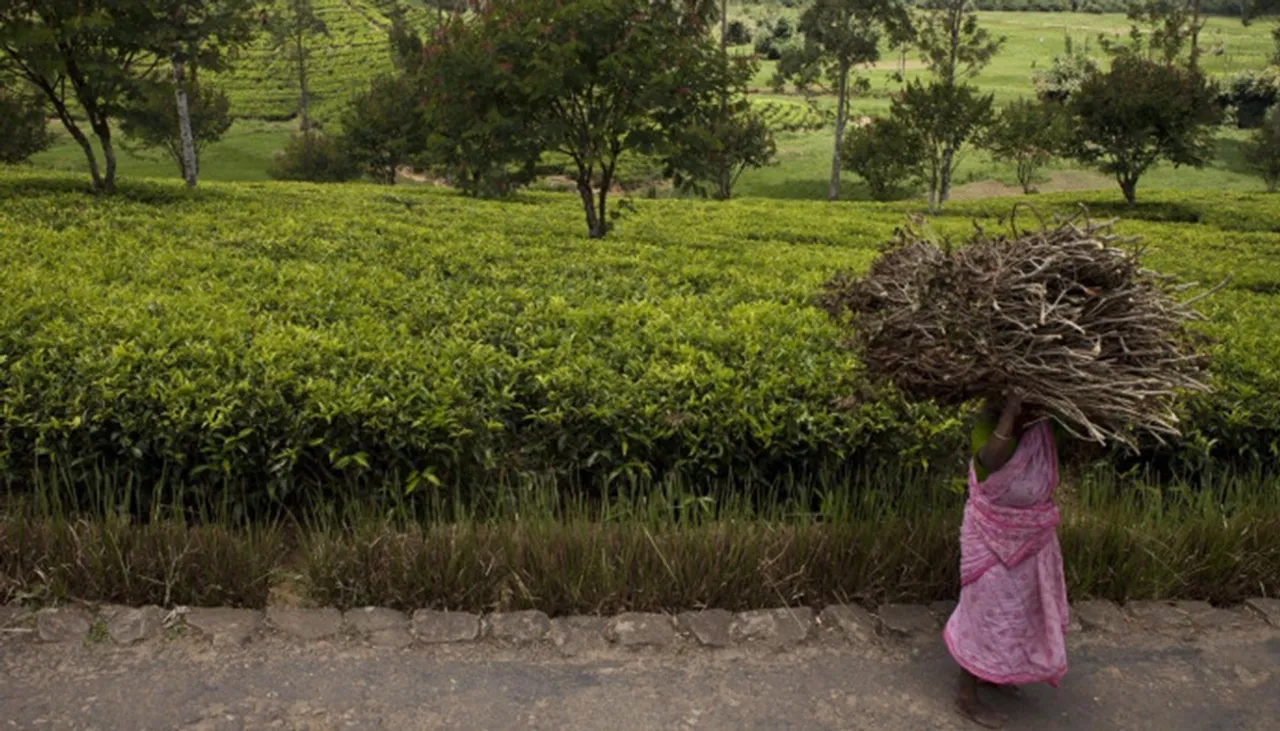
<box><xmin>118</xmin><ymin>80</ymin><xmax>234</xmax><ymax>180</ymax></box>
<box><xmin>726</xmin><ymin>20</ymin><xmax>752</xmax><ymax>46</ymax></box>
<box><xmin>1223</xmin><ymin>68</ymin><xmax>1280</xmax><ymax>130</ymax></box>
<box><xmin>0</xmin><ymin>82</ymin><xmax>54</xmax><ymax>165</ymax></box>
<box><xmin>1247</xmin><ymin>108</ymin><xmax>1280</xmax><ymax>193</ymax></box>
<box><xmin>338</xmin><ymin>73</ymin><xmax>426</xmax><ymax>185</ymax></box>
<box><xmin>839</xmin><ymin>117</ymin><xmax>923</xmax><ymax>201</ymax></box>
<box><xmin>0</xmin><ymin>175</ymin><xmax>1276</xmax><ymax>507</ymax></box>
<box><xmin>983</xmin><ymin>98</ymin><xmax>1069</xmax><ymax>193</ymax></box>
<box><xmin>267</xmin><ymin>131</ymin><xmax>360</xmax><ymax>183</ymax></box>
<box><xmin>1067</xmin><ymin>54</ymin><xmax>1219</xmax><ymax>206</ymax></box>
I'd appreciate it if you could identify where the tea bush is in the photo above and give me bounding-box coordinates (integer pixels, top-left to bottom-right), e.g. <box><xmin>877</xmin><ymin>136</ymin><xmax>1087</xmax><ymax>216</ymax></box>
<box><xmin>1</xmin><ymin>172</ymin><xmax>1277</xmax><ymax>509</ymax></box>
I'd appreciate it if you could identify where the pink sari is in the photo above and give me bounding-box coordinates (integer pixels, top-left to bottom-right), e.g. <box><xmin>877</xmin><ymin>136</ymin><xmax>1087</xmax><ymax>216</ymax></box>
<box><xmin>943</xmin><ymin>420</ymin><xmax>1069</xmax><ymax>687</ymax></box>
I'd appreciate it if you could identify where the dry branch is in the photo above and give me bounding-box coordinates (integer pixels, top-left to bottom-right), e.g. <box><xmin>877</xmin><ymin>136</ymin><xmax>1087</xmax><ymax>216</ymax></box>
<box><xmin>819</xmin><ymin>206</ymin><xmax>1214</xmax><ymax>447</ymax></box>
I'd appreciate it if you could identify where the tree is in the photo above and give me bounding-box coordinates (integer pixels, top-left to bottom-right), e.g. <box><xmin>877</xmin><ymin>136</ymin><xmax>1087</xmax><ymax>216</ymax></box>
<box><xmin>667</xmin><ymin>100</ymin><xmax>777</xmax><ymax>200</ymax></box>
<box><xmin>912</xmin><ymin>0</ymin><xmax>1003</xmax><ymax>210</ymax></box>
<box><xmin>1106</xmin><ymin>0</ymin><xmax>1201</xmax><ymax>68</ymax></box>
<box><xmin>0</xmin><ymin>1</ymin><xmax>166</xmax><ymax>193</ymax></box>
<box><xmin>267</xmin><ymin>0</ymin><xmax>328</xmax><ymax>134</ymax></box>
<box><xmin>890</xmin><ymin>79</ymin><xmax>993</xmax><ymax>213</ymax></box>
<box><xmin>1068</xmin><ymin>54</ymin><xmax>1219</xmax><ymax>206</ymax></box>
<box><xmin>0</xmin><ymin>79</ymin><xmax>54</xmax><ymax>164</ymax></box>
<box><xmin>771</xmin><ymin>0</ymin><xmax>912</xmax><ymax>201</ymax></box>
<box><xmin>267</xmin><ymin>130</ymin><xmax>358</xmax><ymax>182</ymax></box>
<box><xmin>839</xmin><ymin>117</ymin><xmax>923</xmax><ymax>200</ymax></box>
<box><xmin>1033</xmin><ymin>34</ymin><xmax>1099</xmax><ymax>104</ymax></box>
<box><xmin>1246</xmin><ymin>107</ymin><xmax>1280</xmax><ymax>192</ymax></box>
<box><xmin>145</xmin><ymin>1</ymin><xmax>260</xmax><ymax>188</ymax></box>
<box><xmin>338</xmin><ymin>73</ymin><xmax>426</xmax><ymax>185</ymax></box>
<box><xmin>915</xmin><ymin>0</ymin><xmax>1002</xmax><ymax>87</ymax></box>
<box><xmin>416</xmin><ymin>13</ymin><xmax>543</xmax><ymax>197</ymax></box>
<box><xmin>983</xmin><ymin>98</ymin><xmax>1069</xmax><ymax>194</ymax></box>
<box><xmin>119</xmin><ymin>78</ymin><xmax>233</xmax><ymax>180</ymax></box>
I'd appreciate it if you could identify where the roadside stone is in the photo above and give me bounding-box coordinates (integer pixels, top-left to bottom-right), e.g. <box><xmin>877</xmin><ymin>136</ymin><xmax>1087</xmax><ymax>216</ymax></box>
<box><xmin>608</xmin><ymin>612</ymin><xmax>676</xmax><ymax>648</ymax></box>
<box><xmin>267</xmin><ymin>607</ymin><xmax>342</xmax><ymax>641</ymax></box>
<box><xmin>1183</xmin><ymin>604</ymin><xmax>1256</xmax><ymax>633</ymax></box>
<box><xmin>105</xmin><ymin>605</ymin><xmax>165</xmax><ymax>645</ymax></box>
<box><xmin>35</xmin><ymin>607</ymin><xmax>92</xmax><ymax>643</ymax></box>
<box><xmin>731</xmin><ymin>607</ymin><xmax>815</xmax><ymax>646</ymax></box>
<box><xmin>875</xmin><ymin>604</ymin><xmax>938</xmax><ymax>639</ymax></box>
<box><xmin>1073</xmin><ymin>600</ymin><xmax>1127</xmax><ymax>633</ymax></box>
<box><xmin>1125</xmin><ymin>600</ymin><xmax>1196</xmax><ymax>634</ymax></box>
<box><xmin>344</xmin><ymin>607</ymin><xmax>412</xmax><ymax>646</ymax></box>
<box><xmin>1</xmin><ymin>605</ymin><xmax>31</xmax><ymax>630</ymax></box>
<box><xmin>485</xmin><ymin>610</ymin><xmax>552</xmax><ymax>645</ymax></box>
<box><xmin>410</xmin><ymin>610</ymin><xmax>481</xmax><ymax>644</ymax></box>
<box><xmin>186</xmin><ymin>608</ymin><xmax>263</xmax><ymax>647</ymax></box>
<box><xmin>550</xmin><ymin>616</ymin><xmax>610</xmax><ymax>658</ymax></box>
<box><xmin>677</xmin><ymin>609</ymin><xmax>734</xmax><ymax>648</ymax></box>
<box><xmin>820</xmin><ymin>604</ymin><xmax>878</xmax><ymax>644</ymax></box>
<box><xmin>343</xmin><ymin>607</ymin><xmax>408</xmax><ymax>635</ymax></box>
<box><xmin>1244</xmin><ymin>598</ymin><xmax>1280</xmax><ymax>627</ymax></box>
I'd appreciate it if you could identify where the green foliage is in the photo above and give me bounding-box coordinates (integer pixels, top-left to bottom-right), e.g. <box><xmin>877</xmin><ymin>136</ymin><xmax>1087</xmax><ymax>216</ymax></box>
<box><xmin>839</xmin><ymin>117</ymin><xmax>923</xmax><ymax>200</ymax></box>
<box><xmin>267</xmin><ymin>131</ymin><xmax>359</xmax><ymax>181</ymax></box>
<box><xmin>890</xmin><ymin>79</ymin><xmax>995</xmax><ymax>211</ymax></box>
<box><xmin>1068</xmin><ymin>53</ymin><xmax>1220</xmax><ymax>205</ymax></box>
<box><xmin>915</xmin><ymin>0</ymin><xmax>1006</xmax><ymax>84</ymax></box>
<box><xmin>266</xmin><ymin>0</ymin><xmax>330</xmax><ymax>131</ymax></box>
<box><xmin>427</xmin><ymin>0</ymin><xmax>749</xmax><ymax>237</ymax></box>
<box><xmin>1246</xmin><ymin>107</ymin><xmax>1280</xmax><ymax>191</ymax></box>
<box><xmin>414</xmin><ymin>13</ymin><xmax>541</xmax><ymax>198</ymax></box>
<box><xmin>752</xmin><ymin>98</ymin><xmax>829</xmax><ymax>132</ymax></box>
<box><xmin>0</xmin><ymin>80</ymin><xmax>53</xmax><ymax>165</ymax></box>
<box><xmin>119</xmin><ymin>80</ymin><xmax>234</xmax><ymax>180</ymax></box>
<box><xmin>1033</xmin><ymin>34</ymin><xmax>1100</xmax><ymax>103</ymax></box>
<box><xmin>668</xmin><ymin>99</ymin><xmax>778</xmax><ymax>200</ymax></box>
<box><xmin>2</xmin><ymin>173</ymin><xmax>1277</xmax><ymax>508</ymax></box>
<box><xmin>338</xmin><ymin>73</ymin><xmax>425</xmax><ymax>185</ymax></box>
<box><xmin>983</xmin><ymin>98</ymin><xmax>1069</xmax><ymax>192</ymax></box>
<box><xmin>726</xmin><ymin>19</ymin><xmax>753</xmax><ymax>46</ymax></box>
<box><xmin>1223</xmin><ymin>66</ymin><xmax>1280</xmax><ymax>128</ymax></box>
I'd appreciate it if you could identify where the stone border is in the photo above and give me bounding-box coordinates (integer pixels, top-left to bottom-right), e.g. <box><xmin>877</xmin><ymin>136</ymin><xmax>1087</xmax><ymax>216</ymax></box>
<box><xmin>2</xmin><ymin>598</ymin><xmax>1275</xmax><ymax>651</ymax></box>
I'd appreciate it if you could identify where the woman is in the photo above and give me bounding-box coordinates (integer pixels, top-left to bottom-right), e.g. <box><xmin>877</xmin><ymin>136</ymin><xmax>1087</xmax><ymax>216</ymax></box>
<box><xmin>944</xmin><ymin>394</ymin><xmax>1069</xmax><ymax>729</ymax></box>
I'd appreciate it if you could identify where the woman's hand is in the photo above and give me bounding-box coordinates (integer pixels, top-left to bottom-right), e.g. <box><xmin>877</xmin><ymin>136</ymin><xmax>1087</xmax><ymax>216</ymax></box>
<box><xmin>978</xmin><ymin>392</ymin><xmax>1024</xmax><ymax>476</ymax></box>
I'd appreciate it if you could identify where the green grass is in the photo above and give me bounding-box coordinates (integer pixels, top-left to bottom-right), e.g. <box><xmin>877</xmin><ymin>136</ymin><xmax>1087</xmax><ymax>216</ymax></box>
<box><xmin>19</xmin><ymin>10</ymin><xmax>1278</xmax><ymax>198</ymax></box>
<box><xmin>5</xmin><ymin>463</ymin><xmax>1278</xmax><ymax>610</ymax></box>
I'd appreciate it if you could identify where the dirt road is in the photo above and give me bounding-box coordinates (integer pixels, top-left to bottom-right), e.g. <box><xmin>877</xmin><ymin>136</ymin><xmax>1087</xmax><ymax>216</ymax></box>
<box><xmin>2</xmin><ymin>603</ymin><xmax>1277</xmax><ymax>730</ymax></box>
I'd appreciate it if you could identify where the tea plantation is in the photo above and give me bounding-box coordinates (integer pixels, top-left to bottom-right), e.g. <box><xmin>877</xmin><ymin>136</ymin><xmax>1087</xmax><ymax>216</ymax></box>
<box><xmin>1</xmin><ymin>171</ymin><xmax>1277</xmax><ymax>505</ymax></box>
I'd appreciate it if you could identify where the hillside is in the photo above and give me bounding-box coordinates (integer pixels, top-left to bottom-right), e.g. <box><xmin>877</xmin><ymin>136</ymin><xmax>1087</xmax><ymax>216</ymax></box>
<box><xmin>213</xmin><ymin>0</ymin><xmax>437</xmax><ymax>125</ymax></box>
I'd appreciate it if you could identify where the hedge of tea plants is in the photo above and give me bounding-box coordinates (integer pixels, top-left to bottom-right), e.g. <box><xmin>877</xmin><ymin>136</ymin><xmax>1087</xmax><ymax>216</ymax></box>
<box><xmin>0</xmin><ymin>172</ymin><xmax>1277</xmax><ymax>507</ymax></box>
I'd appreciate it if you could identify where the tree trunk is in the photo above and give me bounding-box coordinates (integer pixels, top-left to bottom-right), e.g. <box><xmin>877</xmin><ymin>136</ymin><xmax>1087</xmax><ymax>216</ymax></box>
<box><xmin>91</xmin><ymin>118</ymin><xmax>118</xmax><ymax>195</ymax></box>
<box><xmin>938</xmin><ymin>146</ymin><xmax>954</xmax><ymax>208</ymax></box>
<box><xmin>578</xmin><ymin>178</ymin><xmax>603</xmax><ymax>239</ymax></box>
<box><xmin>172</xmin><ymin>55</ymin><xmax>199</xmax><ymax>188</ymax></box>
<box><xmin>48</xmin><ymin>97</ymin><xmax>104</xmax><ymax>192</ymax></box>
<box><xmin>1189</xmin><ymin>0</ymin><xmax>1202</xmax><ymax>71</ymax></box>
<box><xmin>298</xmin><ymin>38</ymin><xmax>311</xmax><ymax>133</ymax></box>
<box><xmin>1120</xmin><ymin>176</ymin><xmax>1138</xmax><ymax>207</ymax></box>
<box><xmin>828</xmin><ymin>60</ymin><xmax>849</xmax><ymax>202</ymax></box>
<box><xmin>596</xmin><ymin>172</ymin><xmax>611</xmax><ymax>238</ymax></box>
<box><xmin>720</xmin><ymin>0</ymin><xmax>728</xmax><ymax>52</ymax></box>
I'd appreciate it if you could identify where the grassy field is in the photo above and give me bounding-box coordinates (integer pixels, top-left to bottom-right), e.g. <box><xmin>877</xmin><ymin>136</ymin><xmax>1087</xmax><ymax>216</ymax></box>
<box><xmin>21</xmin><ymin>9</ymin><xmax>1278</xmax><ymax>201</ymax></box>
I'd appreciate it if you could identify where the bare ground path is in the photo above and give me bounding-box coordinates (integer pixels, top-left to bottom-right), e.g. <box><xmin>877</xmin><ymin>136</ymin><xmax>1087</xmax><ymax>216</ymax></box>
<box><xmin>2</xmin><ymin>605</ymin><xmax>1278</xmax><ymax>730</ymax></box>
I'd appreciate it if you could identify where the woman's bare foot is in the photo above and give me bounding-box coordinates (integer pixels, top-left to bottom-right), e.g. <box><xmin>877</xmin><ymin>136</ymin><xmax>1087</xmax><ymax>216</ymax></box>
<box><xmin>956</xmin><ymin>670</ymin><xmax>1008</xmax><ymax>729</ymax></box>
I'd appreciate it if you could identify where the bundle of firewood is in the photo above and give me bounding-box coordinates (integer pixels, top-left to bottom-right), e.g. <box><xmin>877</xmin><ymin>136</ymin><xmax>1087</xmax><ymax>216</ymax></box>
<box><xmin>818</xmin><ymin>207</ymin><xmax>1216</xmax><ymax>446</ymax></box>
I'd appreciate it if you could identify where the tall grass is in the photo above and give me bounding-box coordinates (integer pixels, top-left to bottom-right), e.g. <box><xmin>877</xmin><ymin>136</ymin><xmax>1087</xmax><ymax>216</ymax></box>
<box><xmin>4</xmin><ymin>465</ymin><xmax>1277</xmax><ymax>611</ymax></box>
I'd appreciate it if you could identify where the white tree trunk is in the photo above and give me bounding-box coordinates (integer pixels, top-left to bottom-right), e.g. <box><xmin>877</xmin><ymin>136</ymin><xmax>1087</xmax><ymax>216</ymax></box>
<box><xmin>172</xmin><ymin>55</ymin><xmax>199</xmax><ymax>188</ymax></box>
<box><xmin>828</xmin><ymin>62</ymin><xmax>849</xmax><ymax>202</ymax></box>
